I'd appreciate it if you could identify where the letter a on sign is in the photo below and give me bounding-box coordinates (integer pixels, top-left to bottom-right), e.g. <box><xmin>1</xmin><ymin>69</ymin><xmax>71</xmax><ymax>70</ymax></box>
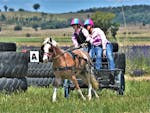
<box><xmin>30</xmin><ymin>51</ymin><xmax>39</xmax><ymax>62</ymax></box>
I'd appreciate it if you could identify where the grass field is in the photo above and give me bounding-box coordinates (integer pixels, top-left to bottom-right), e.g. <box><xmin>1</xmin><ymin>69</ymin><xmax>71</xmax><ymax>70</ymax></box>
<box><xmin>0</xmin><ymin>79</ymin><xmax>149</xmax><ymax>113</ymax></box>
<box><xmin>0</xmin><ymin>25</ymin><xmax>150</xmax><ymax>113</ymax></box>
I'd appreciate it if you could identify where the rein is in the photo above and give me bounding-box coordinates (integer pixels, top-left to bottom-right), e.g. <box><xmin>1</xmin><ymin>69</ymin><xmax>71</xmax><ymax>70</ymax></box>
<box><xmin>52</xmin><ymin>43</ymin><xmax>88</xmax><ymax>60</ymax></box>
<box><xmin>52</xmin><ymin>45</ymin><xmax>78</xmax><ymax>60</ymax></box>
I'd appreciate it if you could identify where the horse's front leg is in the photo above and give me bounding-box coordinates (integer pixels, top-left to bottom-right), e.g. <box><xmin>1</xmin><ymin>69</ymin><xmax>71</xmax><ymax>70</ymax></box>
<box><xmin>52</xmin><ymin>77</ymin><xmax>61</xmax><ymax>102</ymax></box>
<box><xmin>71</xmin><ymin>75</ymin><xmax>86</xmax><ymax>100</ymax></box>
<box><xmin>52</xmin><ymin>87</ymin><xmax>57</xmax><ymax>102</ymax></box>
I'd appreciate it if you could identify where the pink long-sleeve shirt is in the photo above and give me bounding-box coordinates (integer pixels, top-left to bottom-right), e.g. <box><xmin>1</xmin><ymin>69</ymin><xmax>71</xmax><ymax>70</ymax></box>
<box><xmin>91</xmin><ymin>28</ymin><xmax>109</xmax><ymax>50</ymax></box>
<box><xmin>72</xmin><ymin>27</ymin><xmax>92</xmax><ymax>47</ymax></box>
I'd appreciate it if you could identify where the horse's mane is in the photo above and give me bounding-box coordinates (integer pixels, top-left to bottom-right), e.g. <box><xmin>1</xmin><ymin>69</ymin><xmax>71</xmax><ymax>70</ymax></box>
<box><xmin>43</xmin><ymin>37</ymin><xmax>65</xmax><ymax>54</ymax></box>
<box><xmin>42</xmin><ymin>37</ymin><xmax>58</xmax><ymax>47</ymax></box>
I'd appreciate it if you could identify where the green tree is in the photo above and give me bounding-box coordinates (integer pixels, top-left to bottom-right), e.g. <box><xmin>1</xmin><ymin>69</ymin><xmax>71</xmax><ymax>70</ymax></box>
<box><xmin>91</xmin><ymin>11</ymin><xmax>115</xmax><ymax>34</ymax></box>
<box><xmin>4</xmin><ymin>5</ymin><xmax>8</xmax><ymax>12</ymax></box>
<box><xmin>32</xmin><ymin>24</ymin><xmax>39</xmax><ymax>31</ymax></box>
<box><xmin>9</xmin><ymin>8</ymin><xmax>15</xmax><ymax>12</ymax></box>
<box><xmin>18</xmin><ymin>8</ymin><xmax>25</xmax><ymax>11</ymax></box>
<box><xmin>14</xmin><ymin>25</ymin><xmax>22</xmax><ymax>31</ymax></box>
<box><xmin>33</xmin><ymin>3</ymin><xmax>40</xmax><ymax>11</ymax></box>
<box><xmin>0</xmin><ymin>14</ymin><xmax>6</xmax><ymax>21</ymax></box>
<box><xmin>110</xmin><ymin>23</ymin><xmax>120</xmax><ymax>40</ymax></box>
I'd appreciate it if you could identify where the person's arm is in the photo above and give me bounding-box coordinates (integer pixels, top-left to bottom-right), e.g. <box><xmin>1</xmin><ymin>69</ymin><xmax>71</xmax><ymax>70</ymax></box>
<box><xmin>98</xmin><ymin>28</ymin><xmax>109</xmax><ymax>50</ymax></box>
<box><xmin>82</xmin><ymin>28</ymin><xmax>93</xmax><ymax>43</ymax></box>
<box><xmin>71</xmin><ymin>35</ymin><xmax>79</xmax><ymax>48</ymax></box>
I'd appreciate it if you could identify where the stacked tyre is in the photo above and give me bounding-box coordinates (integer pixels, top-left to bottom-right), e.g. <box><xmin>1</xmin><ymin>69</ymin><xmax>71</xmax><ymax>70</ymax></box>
<box><xmin>26</xmin><ymin>62</ymin><xmax>54</xmax><ymax>87</ymax></box>
<box><xmin>0</xmin><ymin>42</ymin><xmax>28</xmax><ymax>93</ymax></box>
<box><xmin>22</xmin><ymin>47</ymin><xmax>54</xmax><ymax>87</ymax></box>
<box><xmin>112</xmin><ymin>43</ymin><xmax>126</xmax><ymax>95</ymax></box>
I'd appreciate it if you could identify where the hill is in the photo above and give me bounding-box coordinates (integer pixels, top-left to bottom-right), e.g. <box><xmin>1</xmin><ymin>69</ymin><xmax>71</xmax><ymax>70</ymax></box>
<box><xmin>0</xmin><ymin>5</ymin><xmax>150</xmax><ymax>30</ymax></box>
<box><xmin>77</xmin><ymin>5</ymin><xmax>150</xmax><ymax>24</ymax></box>
<box><xmin>0</xmin><ymin>11</ymin><xmax>90</xmax><ymax>30</ymax></box>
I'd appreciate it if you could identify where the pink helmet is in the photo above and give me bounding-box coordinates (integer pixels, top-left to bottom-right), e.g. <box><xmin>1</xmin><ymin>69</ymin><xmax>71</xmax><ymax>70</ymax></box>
<box><xmin>70</xmin><ymin>18</ymin><xmax>81</xmax><ymax>26</ymax></box>
<box><xmin>84</xmin><ymin>19</ymin><xmax>94</xmax><ymax>27</ymax></box>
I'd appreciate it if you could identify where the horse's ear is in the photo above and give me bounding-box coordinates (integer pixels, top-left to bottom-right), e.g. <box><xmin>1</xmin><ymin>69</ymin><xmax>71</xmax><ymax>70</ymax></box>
<box><xmin>49</xmin><ymin>37</ymin><xmax>52</xmax><ymax>42</ymax></box>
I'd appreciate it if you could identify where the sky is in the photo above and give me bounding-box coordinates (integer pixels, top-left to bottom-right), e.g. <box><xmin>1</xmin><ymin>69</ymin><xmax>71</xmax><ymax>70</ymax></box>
<box><xmin>0</xmin><ymin>0</ymin><xmax>150</xmax><ymax>13</ymax></box>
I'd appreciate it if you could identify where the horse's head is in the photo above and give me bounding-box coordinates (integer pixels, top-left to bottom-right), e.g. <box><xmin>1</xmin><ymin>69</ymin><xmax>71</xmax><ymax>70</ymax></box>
<box><xmin>42</xmin><ymin>37</ymin><xmax>58</xmax><ymax>63</ymax></box>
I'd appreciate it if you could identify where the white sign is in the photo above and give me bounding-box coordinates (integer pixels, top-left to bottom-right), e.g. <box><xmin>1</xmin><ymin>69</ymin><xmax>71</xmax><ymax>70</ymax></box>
<box><xmin>30</xmin><ymin>51</ymin><xmax>39</xmax><ymax>62</ymax></box>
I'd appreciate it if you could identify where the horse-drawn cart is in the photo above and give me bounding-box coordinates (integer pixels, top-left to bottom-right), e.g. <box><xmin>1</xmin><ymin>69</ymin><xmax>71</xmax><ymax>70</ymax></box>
<box><xmin>67</xmin><ymin>68</ymin><xmax>125</xmax><ymax>96</ymax></box>
<box><xmin>25</xmin><ymin>40</ymin><xmax>125</xmax><ymax>100</ymax></box>
<box><xmin>64</xmin><ymin>43</ymin><xmax>126</xmax><ymax>96</ymax></box>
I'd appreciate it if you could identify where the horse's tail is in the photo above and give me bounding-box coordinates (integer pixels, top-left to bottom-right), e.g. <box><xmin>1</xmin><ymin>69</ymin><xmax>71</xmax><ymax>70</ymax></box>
<box><xmin>90</xmin><ymin>74</ymin><xmax>99</xmax><ymax>89</ymax></box>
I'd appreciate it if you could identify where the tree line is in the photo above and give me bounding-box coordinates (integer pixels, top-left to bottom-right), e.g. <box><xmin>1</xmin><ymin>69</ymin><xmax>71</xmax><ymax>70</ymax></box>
<box><xmin>77</xmin><ymin>5</ymin><xmax>150</xmax><ymax>25</ymax></box>
<box><xmin>0</xmin><ymin>3</ymin><xmax>40</xmax><ymax>12</ymax></box>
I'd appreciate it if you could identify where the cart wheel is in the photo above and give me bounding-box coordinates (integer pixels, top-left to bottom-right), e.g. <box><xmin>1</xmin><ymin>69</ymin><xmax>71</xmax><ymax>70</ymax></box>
<box><xmin>117</xmin><ymin>71</ymin><xmax>125</xmax><ymax>95</ymax></box>
<box><xmin>64</xmin><ymin>79</ymin><xmax>70</xmax><ymax>98</ymax></box>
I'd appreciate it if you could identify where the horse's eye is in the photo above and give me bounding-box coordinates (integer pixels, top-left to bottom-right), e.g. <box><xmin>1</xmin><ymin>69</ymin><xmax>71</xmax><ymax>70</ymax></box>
<box><xmin>49</xmin><ymin>49</ymin><xmax>53</xmax><ymax>52</ymax></box>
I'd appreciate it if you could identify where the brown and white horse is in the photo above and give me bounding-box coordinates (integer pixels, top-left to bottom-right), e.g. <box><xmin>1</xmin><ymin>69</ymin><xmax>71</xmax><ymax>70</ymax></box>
<box><xmin>42</xmin><ymin>37</ymin><xmax>99</xmax><ymax>102</ymax></box>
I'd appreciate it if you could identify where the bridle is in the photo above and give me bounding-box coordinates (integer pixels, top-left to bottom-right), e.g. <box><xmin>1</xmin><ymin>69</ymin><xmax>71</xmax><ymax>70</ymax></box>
<box><xmin>43</xmin><ymin>42</ymin><xmax>57</xmax><ymax>61</ymax></box>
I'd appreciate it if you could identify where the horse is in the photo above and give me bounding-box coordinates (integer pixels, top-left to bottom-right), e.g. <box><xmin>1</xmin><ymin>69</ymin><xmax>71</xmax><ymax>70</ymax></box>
<box><xmin>42</xmin><ymin>37</ymin><xmax>99</xmax><ymax>102</ymax></box>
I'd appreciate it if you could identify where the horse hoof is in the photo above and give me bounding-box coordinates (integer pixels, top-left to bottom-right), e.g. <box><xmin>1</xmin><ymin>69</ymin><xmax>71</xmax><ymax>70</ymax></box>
<box><xmin>87</xmin><ymin>96</ymin><xmax>92</xmax><ymax>101</ymax></box>
<box><xmin>52</xmin><ymin>99</ymin><xmax>56</xmax><ymax>102</ymax></box>
<box><xmin>96</xmin><ymin>95</ymin><xmax>99</xmax><ymax>98</ymax></box>
<box><xmin>82</xmin><ymin>97</ymin><xmax>86</xmax><ymax>101</ymax></box>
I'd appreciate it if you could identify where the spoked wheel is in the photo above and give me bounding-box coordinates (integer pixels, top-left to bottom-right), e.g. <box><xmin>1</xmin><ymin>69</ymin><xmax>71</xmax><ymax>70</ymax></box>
<box><xmin>116</xmin><ymin>71</ymin><xmax>125</xmax><ymax>95</ymax></box>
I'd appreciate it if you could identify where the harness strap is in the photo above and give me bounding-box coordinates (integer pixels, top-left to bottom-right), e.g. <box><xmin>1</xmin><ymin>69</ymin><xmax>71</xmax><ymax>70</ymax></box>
<box><xmin>54</xmin><ymin>66</ymin><xmax>81</xmax><ymax>71</ymax></box>
<box><xmin>68</xmin><ymin>50</ymin><xmax>76</xmax><ymax>60</ymax></box>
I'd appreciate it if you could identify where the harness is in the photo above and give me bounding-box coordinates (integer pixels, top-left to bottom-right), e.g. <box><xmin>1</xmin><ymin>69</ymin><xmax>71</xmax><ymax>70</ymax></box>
<box><xmin>53</xmin><ymin>49</ymin><xmax>88</xmax><ymax>72</ymax></box>
<box><xmin>43</xmin><ymin>42</ymin><xmax>93</xmax><ymax>72</ymax></box>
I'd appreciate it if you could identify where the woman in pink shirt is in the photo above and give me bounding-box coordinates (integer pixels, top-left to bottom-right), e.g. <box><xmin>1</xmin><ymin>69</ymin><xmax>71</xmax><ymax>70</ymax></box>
<box><xmin>71</xmin><ymin>18</ymin><xmax>92</xmax><ymax>52</ymax></box>
<box><xmin>64</xmin><ymin>18</ymin><xmax>93</xmax><ymax>98</ymax></box>
<box><xmin>84</xmin><ymin>19</ymin><xmax>115</xmax><ymax>70</ymax></box>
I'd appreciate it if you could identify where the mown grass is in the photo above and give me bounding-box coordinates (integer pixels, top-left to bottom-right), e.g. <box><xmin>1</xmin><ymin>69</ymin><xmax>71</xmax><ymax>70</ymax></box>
<box><xmin>0</xmin><ymin>80</ymin><xmax>149</xmax><ymax>113</ymax></box>
<box><xmin>0</xmin><ymin>37</ymin><xmax>71</xmax><ymax>43</ymax></box>
<box><xmin>0</xmin><ymin>36</ymin><xmax>150</xmax><ymax>46</ymax></box>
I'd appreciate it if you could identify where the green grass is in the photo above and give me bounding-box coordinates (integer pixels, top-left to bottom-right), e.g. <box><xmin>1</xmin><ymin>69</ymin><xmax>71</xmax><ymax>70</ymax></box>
<box><xmin>0</xmin><ymin>37</ymin><xmax>43</xmax><ymax>43</ymax></box>
<box><xmin>0</xmin><ymin>36</ymin><xmax>150</xmax><ymax>44</ymax></box>
<box><xmin>118</xmin><ymin>37</ymin><xmax>150</xmax><ymax>42</ymax></box>
<box><xmin>0</xmin><ymin>37</ymin><xmax>71</xmax><ymax>43</ymax></box>
<box><xmin>0</xmin><ymin>80</ymin><xmax>149</xmax><ymax>113</ymax></box>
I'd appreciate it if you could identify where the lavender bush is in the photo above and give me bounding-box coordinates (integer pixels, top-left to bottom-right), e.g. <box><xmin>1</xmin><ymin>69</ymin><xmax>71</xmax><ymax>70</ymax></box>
<box><xmin>121</xmin><ymin>45</ymin><xmax>150</xmax><ymax>76</ymax></box>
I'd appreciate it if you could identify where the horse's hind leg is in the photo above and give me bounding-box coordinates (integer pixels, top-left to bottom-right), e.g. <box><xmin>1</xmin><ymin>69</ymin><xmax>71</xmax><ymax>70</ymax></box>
<box><xmin>84</xmin><ymin>74</ymin><xmax>92</xmax><ymax>100</ymax></box>
<box><xmin>82</xmin><ymin>72</ymin><xmax>99</xmax><ymax>100</ymax></box>
<box><xmin>88</xmin><ymin>82</ymin><xmax>92</xmax><ymax>100</ymax></box>
<box><xmin>92</xmin><ymin>89</ymin><xmax>99</xmax><ymax>98</ymax></box>
<box><xmin>71</xmin><ymin>75</ymin><xmax>86</xmax><ymax>100</ymax></box>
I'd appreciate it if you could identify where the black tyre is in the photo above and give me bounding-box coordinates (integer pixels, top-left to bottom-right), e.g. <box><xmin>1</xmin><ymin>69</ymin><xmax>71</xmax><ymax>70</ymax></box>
<box><xmin>64</xmin><ymin>79</ymin><xmax>71</xmax><ymax>98</ymax></box>
<box><xmin>0</xmin><ymin>42</ymin><xmax>16</xmax><ymax>51</ymax></box>
<box><xmin>0</xmin><ymin>77</ymin><xmax>27</xmax><ymax>93</ymax></box>
<box><xmin>112</xmin><ymin>42</ymin><xmax>118</xmax><ymax>52</ymax></box>
<box><xmin>26</xmin><ymin>77</ymin><xmax>53</xmax><ymax>87</ymax></box>
<box><xmin>27</xmin><ymin>62</ymin><xmax>54</xmax><ymax>77</ymax></box>
<box><xmin>117</xmin><ymin>72</ymin><xmax>125</xmax><ymax>95</ymax></box>
<box><xmin>20</xmin><ymin>46</ymin><xmax>43</xmax><ymax>62</ymax></box>
<box><xmin>113</xmin><ymin>53</ymin><xmax>126</xmax><ymax>74</ymax></box>
<box><xmin>0</xmin><ymin>52</ymin><xmax>28</xmax><ymax>77</ymax></box>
